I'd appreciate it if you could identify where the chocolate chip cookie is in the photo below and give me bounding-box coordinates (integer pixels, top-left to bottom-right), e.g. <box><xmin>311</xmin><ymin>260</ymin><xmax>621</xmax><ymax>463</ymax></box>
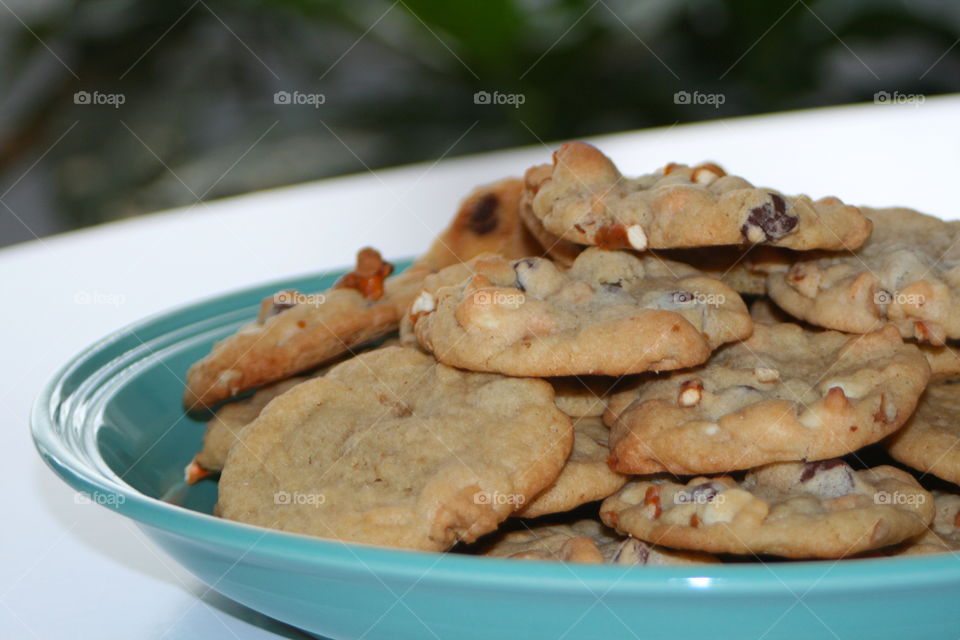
<box><xmin>600</xmin><ymin>460</ymin><xmax>934</xmax><ymax>558</ymax></box>
<box><xmin>767</xmin><ymin>206</ymin><xmax>960</xmax><ymax>344</ymax></box>
<box><xmin>217</xmin><ymin>347</ymin><xmax>573</xmax><ymax>551</ymax></box>
<box><xmin>410</xmin><ymin>247</ymin><xmax>752</xmax><ymax>377</ymax></box>
<box><xmin>886</xmin><ymin>380</ymin><xmax>960</xmax><ymax>485</ymax></box>
<box><xmin>515</xmin><ymin>417</ymin><xmax>627</xmax><ymax>518</ymax></box>
<box><xmin>605</xmin><ymin>324</ymin><xmax>930</xmax><ymax>474</ymax></box>
<box><xmin>525</xmin><ymin>142</ymin><xmax>870</xmax><ymax>251</ymax></box>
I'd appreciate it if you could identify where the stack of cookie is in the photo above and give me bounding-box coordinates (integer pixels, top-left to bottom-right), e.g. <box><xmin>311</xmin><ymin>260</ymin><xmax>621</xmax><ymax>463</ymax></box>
<box><xmin>183</xmin><ymin>141</ymin><xmax>960</xmax><ymax>564</ymax></box>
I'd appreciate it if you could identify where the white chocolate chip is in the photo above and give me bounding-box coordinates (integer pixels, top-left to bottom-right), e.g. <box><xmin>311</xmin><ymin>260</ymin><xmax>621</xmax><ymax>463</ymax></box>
<box><xmin>754</xmin><ymin>367</ymin><xmax>780</xmax><ymax>383</ymax></box>
<box><xmin>704</xmin><ymin>423</ymin><xmax>719</xmax><ymax>436</ymax></box>
<box><xmin>626</xmin><ymin>225</ymin><xmax>648</xmax><ymax>251</ymax></box>
<box><xmin>677</xmin><ymin>380</ymin><xmax>703</xmax><ymax>407</ymax></box>
<box><xmin>410</xmin><ymin>291</ymin><xmax>436</xmax><ymax>315</ymax></box>
<box><xmin>700</xmin><ymin>488</ymin><xmax>753</xmax><ymax>525</ymax></box>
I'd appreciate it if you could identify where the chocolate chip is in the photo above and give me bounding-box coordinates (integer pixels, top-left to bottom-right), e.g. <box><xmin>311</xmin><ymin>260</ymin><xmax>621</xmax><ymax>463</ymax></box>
<box><xmin>740</xmin><ymin>193</ymin><xmax>798</xmax><ymax>243</ymax></box>
<box><xmin>466</xmin><ymin>193</ymin><xmax>499</xmax><ymax>235</ymax></box>
<box><xmin>512</xmin><ymin>258</ymin><xmax>538</xmax><ymax>292</ymax></box>
<box><xmin>612</xmin><ymin>538</ymin><xmax>650</xmax><ymax>565</ymax></box>
<box><xmin>600</xmin><ymin>279</ymin><xmax>623</xmax><ymax>292</ymax></box>
<box><xmin>799</xmin><ymin>458</ymin><xmax>846</xmax><ymax>483</ymax></box>
<box><xmin>688</xmin><ymin>481</ymin><xmax>722</xmax><ymax>503</ymax></box>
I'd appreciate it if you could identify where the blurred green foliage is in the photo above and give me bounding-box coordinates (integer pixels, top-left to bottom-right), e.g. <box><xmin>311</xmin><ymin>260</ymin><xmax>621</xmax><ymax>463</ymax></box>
<box><xmin>0</xmin><ymin>0</ymin><xmax>957</xmax><ymax>243</ymax></box>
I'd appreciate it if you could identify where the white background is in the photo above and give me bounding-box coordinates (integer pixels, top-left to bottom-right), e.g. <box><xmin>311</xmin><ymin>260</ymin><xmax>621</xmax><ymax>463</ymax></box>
<box><xmin>2</xmin><ymin>97</ymin><xmax>958</xmax><ymax>639</ymax></box>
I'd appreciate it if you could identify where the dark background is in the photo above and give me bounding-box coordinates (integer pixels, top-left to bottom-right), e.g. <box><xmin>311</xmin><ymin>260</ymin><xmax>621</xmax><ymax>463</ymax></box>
<box><xmin>1</xmin><ymin>0</ymin><xmax>957</xmax><ymax>248</ymax></box>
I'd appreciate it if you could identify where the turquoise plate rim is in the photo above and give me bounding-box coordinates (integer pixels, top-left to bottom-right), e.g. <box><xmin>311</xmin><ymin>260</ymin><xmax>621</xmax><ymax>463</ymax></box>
<box><xmin>31</xmin><ymin>261</ymin><xmax>960</xmax><ymax>596</ymax></box>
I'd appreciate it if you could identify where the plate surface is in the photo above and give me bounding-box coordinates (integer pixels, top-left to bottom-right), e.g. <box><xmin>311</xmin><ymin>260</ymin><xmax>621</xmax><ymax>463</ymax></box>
<box><xmin>32</xmin><ymin>262</ymin><xmax>960</xmax><ymax>640</ymax></box>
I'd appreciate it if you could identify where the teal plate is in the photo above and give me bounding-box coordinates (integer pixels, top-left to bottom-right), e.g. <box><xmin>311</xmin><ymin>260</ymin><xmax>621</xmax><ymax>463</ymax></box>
<box><xmin>32</xmin><ymin>262</ymin><xmax>960</xmax><ymax>640</ymax></box>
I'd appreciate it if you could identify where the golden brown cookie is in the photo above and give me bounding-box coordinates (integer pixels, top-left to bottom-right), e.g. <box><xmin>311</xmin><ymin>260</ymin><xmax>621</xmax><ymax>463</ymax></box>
<box><xmin>601</xmin><ymin>460</ymin><xmax>934</xmax><ymax>559</ymax></box>
<box><xmin>886</xmin><ymin>380</ymin><xmax>960</xmax><ymax>485</ymax></box>
<box><xmin>410</xmin><ymin>248</ymin><xmax>753</xmax><ymax>377</ymax></box>
<box><xmin>217</xmin><ymin>347</ymin><xmax>573</xmax><ymax>551</ymax></box>
<box><xmin>515</xmin><ymin>417</ymin><xmax>627</xmax><ymax>518</ymax></box>
<box><xmin>526</xmin><ymin>142</ymin><xmax>870</xmax><ymax>251</ymax></box>
<box><xmin>605</xmin><ymin>324</ymin><xmax>930</xmax><ymax>475</ymax></box>
<box><xmin>767</xmin><ymin>207</ymin><xmax>960</xmax><ymax>344</ymax></box>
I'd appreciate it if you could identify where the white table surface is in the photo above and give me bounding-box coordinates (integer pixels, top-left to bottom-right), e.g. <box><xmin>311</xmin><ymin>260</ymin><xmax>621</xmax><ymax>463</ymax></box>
<box><xmin>3</xmin><ymin>96</ymin><xmax>959</xmax><ymax>639</ymax></box>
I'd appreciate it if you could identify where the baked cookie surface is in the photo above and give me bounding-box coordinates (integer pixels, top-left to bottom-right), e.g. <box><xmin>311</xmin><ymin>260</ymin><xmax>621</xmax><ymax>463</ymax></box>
<box><xmin>217</xmin><ymin>347</ymin><xmax>573</xmax><ymax>551</ymax></box>
<box><xmin>887</xmin><ymin>380</ymin><xmax>960</xmax><ymax>485</ymax></box>
<box><xmin>411</xmin><ymin>247</ymin><xmax>752</xmax><ymax>377</ymax></box>
<box><xmin>600</xmin><ymin>460</ymin><xmax>934</xmax><ymax>559</ymax></box>
<box><xmin>605</xmin><ymin>323</ymin><xmax>930</xmax><ymax>474</ymax></box>
<box><xmin>767</xmin><ymin>207</ymin><xmax>960</xmax><ymax>344</ymax></box>
<box><xmin>516</xmin><ymin>417</ymin><xmax>627</xmax><ymax>518</ymax></box>
<box><xmin>526</xmin><ymin>142</ymin><xmax>870</xmax><ymax>251</ymax></box>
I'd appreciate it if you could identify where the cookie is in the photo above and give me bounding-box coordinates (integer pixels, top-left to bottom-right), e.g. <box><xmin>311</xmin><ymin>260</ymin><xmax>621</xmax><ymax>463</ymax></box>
<box><xmin>217</xmin><ymin>347</ymin><xmax>573</xmax><ymax>551</ymax></box>
<box><xmin>416</xmin><ymin>177</ymin><xmax>543</xmax><ymax>271</ymax></box>
<box><xmin>918</xmin><ymin>344</ymin><xmax>960</xmax><ymax>382</ymax></box>
<box><xmin>525</xmin><ymin>142</ymin><xmax>870</xmax><ymax>251</ymax></box>
<box><xmin>185</xmin><ymin>179</ymin><xmax>544</xmax><ymax>409</ymax></box>
<box><xmin>515</xmin><ymin>417</ymin><xmax>627</xmax><ymax>518</ymax></box>
<box><xmin>184</xmin><ymin>248</ymin><xmax>426</xmax><ymax>409</ymax></box>
<box><xmin>410</xmin><ymin>247</ymin><xmax>753</xmax><ymax>377</ymax></box>
<box><xmin>188</xmin><ymin>375</ymin><xmax>312</xmax><ymax>481</ymax></box>
<box><xmin>886</xmin><ymin>380</ymin><xmax>960</xmax><ymax>485</ymax></box>
<box><xmin>550</xmin><ymin>376</ymin><xmax>627</xmax><ymax>419</ymax></box>
<box><xmin>605</xmin><ymin>324</ymin><xmax>930</xmax><ymax>475</ymax></box>
<box><xmin>481</xmin><ymin>519</ymin><xmax>716</xmax><ymax>565</ymax></box>
<box><xmin>886</xmin><ymin>491</ymin><xmax>960</xmax><ymax>556</ymax></box>
<box><xmin>518</xmin><ymin>164</ymin><xmax>583</xmax><ymax>267</ymax></box>
<box><xmin>600</xmin><ymin>460</ymin><xmax>934</xmax><ymax>559</ymax></box>
<box><xmin>767</xmin><ymin>206</ymin><xmax>960</xmax><ymax>344</ymax></box>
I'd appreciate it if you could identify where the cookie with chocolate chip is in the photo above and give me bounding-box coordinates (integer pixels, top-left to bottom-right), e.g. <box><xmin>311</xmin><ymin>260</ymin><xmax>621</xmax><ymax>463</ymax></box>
<box><xmin>481</xmin><ymin>519</ymin><xmax>716</xmax><ymax>565</ymax></box>
<box><xmin>516</xmin><ymin>417</ymin><xmax>627</xmax><ymax>518</ymax></box>
<box><xmin>409</xmin><ymin>247</ymin><xmax>753</xmax><ymax>377</ymax></box>
<box><xmin>605</xmin><ymin>323</ymin><xmax>930</xmax><ymax>475</ymax></box>
<box><xmin>218</xmin><ymin>347</ymin><xmax>573</xmax><ymax>551</ymax></box>
<box><xmin>600</xmin><ymin>460</ymin><xmax>934</xmax><ymax>559</ymax></box>
<box><xmin>886</xmin><ymin>380</ymin><xmax>960</xmax><ymax>485</ymax></box>
<box><xmin>767</xmin><ymin>206</ymin><xmax>960</xmax><ymax>344</ymax></box>
<box><xmin>185</xmin><ymin>178</ymin><xmax>543</xmax><ymax>409</ymax></box>
<box><xmin>525</xmin><ymin>141</ymin><xmax>870</xmax><ymax>251</ymax></box>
